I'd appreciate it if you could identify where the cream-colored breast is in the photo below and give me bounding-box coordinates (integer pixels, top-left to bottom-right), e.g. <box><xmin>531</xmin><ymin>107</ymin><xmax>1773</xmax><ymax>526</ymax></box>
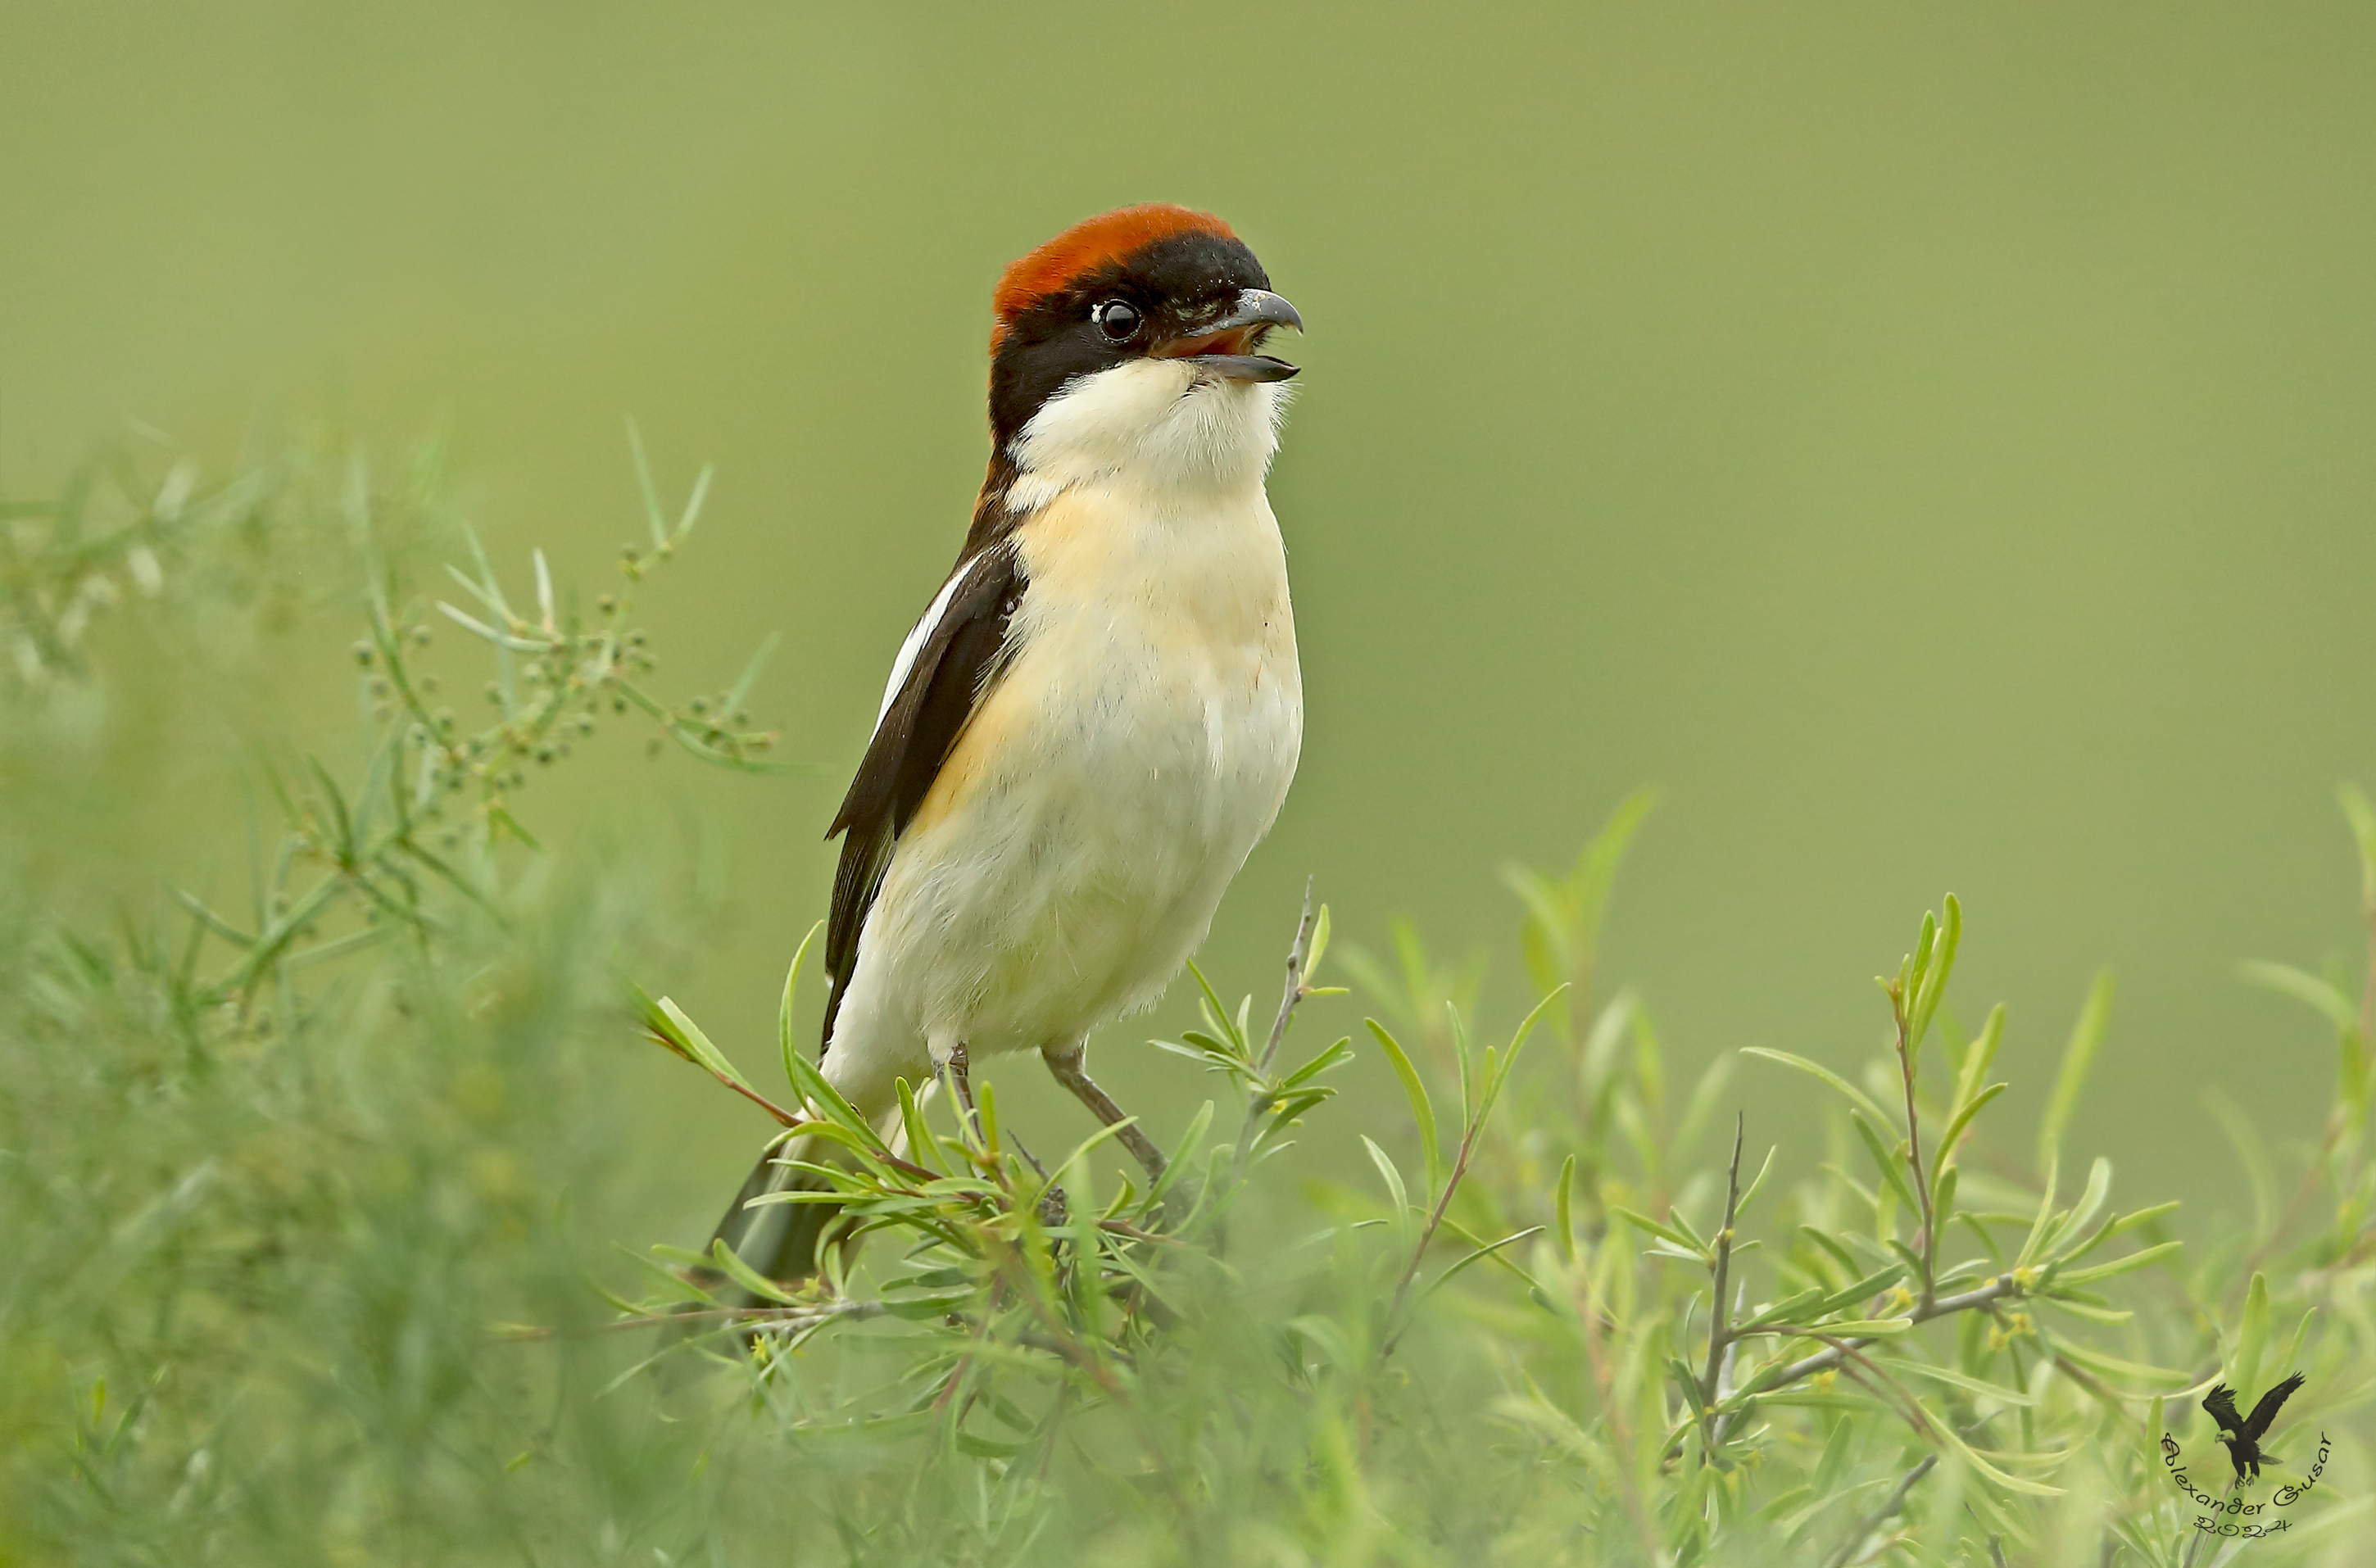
<box><xmin>841</xmin><ymin>481</ymin><xmax>1301</xmax><ymax>1068</ymax></box>
<box><xmin>817</xmin><ymin>358</ymin><xmax>1303</xmax><ymax>1099</ymax></box>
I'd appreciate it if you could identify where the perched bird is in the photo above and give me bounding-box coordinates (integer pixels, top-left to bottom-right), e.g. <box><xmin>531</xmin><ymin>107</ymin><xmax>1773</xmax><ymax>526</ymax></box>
<box><xmin>2202</xmin><ymin>1373</ymin><xmax>2306</xmax><ymax>1482</ymax></box>
<box><xmin>709</xmin><ymin>203</ymin><xmax>1305</xmax><ymax>1289</ymax></box>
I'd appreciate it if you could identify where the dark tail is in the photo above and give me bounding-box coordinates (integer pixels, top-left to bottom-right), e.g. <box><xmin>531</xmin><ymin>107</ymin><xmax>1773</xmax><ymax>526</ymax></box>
<box><xmin>696</xmin><ymin>1132</ymin><xmax>842</xmax><ymax>1307</ymax></box>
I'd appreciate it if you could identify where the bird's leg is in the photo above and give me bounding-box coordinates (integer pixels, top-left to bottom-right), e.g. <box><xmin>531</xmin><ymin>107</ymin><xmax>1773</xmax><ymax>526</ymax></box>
<box><xmin>941</xmin><ymin>1042</ymin><xmax>980</xmax><ymax>1147</ymax></box>
<box><xmin>1041</xmin><ymin>1040</ymin><xmax>1167</xmax><ymax>1183</ymax></box>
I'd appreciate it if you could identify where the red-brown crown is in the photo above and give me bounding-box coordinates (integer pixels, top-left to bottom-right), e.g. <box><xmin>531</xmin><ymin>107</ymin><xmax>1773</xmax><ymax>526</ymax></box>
<box><xmin>991</xmin><ymin>203</ymin><xmax>1236</xmax><ymax>346</ymax></box>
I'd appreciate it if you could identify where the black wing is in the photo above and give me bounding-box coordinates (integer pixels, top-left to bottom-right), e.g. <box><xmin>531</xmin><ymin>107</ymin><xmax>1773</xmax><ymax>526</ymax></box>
<box><xmin>2202</xmin><ymin>1384</ymin><xmax>2245</xmax><ymax>1437</ymax></box>
<box><xmin>818</xmin><ymin>542</ymin><xmax>1025</xmax><ymax>1051</ymax></box>
<box><xmin>2242</xmin><ymin>1373</ymin><xmax>2305</xmax><ymax>1441</ymax></box>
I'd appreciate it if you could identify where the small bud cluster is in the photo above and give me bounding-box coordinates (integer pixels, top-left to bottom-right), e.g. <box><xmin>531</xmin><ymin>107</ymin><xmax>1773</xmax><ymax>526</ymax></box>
<box><xmin>361</xmin><ymin>527</ymin><xmax>779</xmax><ymax>850</ymax></box>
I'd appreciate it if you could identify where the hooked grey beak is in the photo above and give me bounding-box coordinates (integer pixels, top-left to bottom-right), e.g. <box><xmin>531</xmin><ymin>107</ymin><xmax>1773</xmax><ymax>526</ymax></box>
<box><xmin>1156</xmin><ymin>288</ymin><xmax>1304</xmax><ymax>382</ymax></box>
<box><xmin>1209</xmin><ymin>288</ymin><xmax>1304</xmax><ymax>337</ymax></box>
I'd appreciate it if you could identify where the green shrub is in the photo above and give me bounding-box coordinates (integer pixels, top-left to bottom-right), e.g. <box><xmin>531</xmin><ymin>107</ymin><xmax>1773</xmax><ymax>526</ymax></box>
<box><xmin>2</xmin><ymin>437</ymin><xmax>2366</xmax><ymax>1566</ymax></box>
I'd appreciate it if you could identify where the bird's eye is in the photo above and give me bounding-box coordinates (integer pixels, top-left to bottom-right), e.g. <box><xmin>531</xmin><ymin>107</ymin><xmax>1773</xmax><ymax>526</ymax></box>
<box><xmin>1093</xmin><ymin>300</ymin><xmax>1140</xmax><ymax>341</ymax></box>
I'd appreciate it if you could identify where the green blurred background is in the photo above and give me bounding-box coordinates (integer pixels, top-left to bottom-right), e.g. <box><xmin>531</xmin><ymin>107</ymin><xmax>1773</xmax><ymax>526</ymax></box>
<box><xmin>6</xmin><ymin>1</ymin><xmax>2374</xmax><ymax>1238</ymax></box>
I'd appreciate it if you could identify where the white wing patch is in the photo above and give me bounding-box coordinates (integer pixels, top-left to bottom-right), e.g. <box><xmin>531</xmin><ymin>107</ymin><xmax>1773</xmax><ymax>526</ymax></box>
<box><xmin>875</xmin><ymin>562</ymin><xmax>978</xmax><ymax>732</ymax></box>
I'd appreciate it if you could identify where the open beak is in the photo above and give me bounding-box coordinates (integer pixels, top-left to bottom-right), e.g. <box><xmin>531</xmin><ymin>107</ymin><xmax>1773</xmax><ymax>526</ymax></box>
<box><xmin>1154</xmin><ymin>288</ymin><xmax>1303</xmax><ymax>382</ymax></box>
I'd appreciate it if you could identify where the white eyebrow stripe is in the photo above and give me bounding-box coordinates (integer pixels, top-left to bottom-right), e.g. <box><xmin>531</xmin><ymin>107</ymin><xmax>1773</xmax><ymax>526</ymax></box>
<box><xmin>874</xmin><ymin>555</ymin><xmax>984</xmax><ymax>733</ymax></box>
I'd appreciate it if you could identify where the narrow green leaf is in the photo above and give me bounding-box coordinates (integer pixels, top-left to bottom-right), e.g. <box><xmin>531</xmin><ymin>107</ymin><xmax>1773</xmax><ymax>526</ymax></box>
<box><xmin>1449</xmin><ymin>1004</ymin><xmax>1473</xmax><ymax>1126</ymax></box>
<box><xmin>2052</xmin><ymin>1340</ymin><xmax>2192</xmax><ymax>1386</ymax></box>
<box><xmin>985</xmin><ymin>1081</ymin><xmax>1013</xmax><ymax>1161</ymax></box>
<box><xmin>530</xmin><ymin>546</ymin><xmax>555</xmax><ymax>630</ymax></box>
<box><xmin>1807</xmin><ymin>1262</ymin><xmax>1907</xmax><ymax>1319</ymax></box>
<box><xmin>456</xmin><ymin>521</ymin><xmax>515</xmax><ymax>620</ymax></box>
<box><xmin>2058</xmin><ymin>1199</ymin><xmax>2180</xmax><ymax>1266</ymax></box>
<box><xmin>1797</xmin><ymin>1225</ymin><xmax>1864</xmax><ymax>1277</ymax></box>
<box><xmin>2236</xmin><ymin>960</ymin><xmax>2357</xmax><ymax>1034</ymax></box>
<box><xmin>1277</xmin><ymin>1036</ymin><xmax>1354</xmax><ymax>1090</ymax></box>
<box><xmin>1046</xmin><ymin>1115</ymin><xmax>1140</xmax><ymax>1199</ymax></box>
<box><xmin>1793</xmin><ymin>1317</ymin><xmax>1914</xmax><ymax>1337</ymax></box>
<box><xmin>1305</xmin><ymin>902</ymin><xmax>1332</xmax><ymax>985</ymax></box>
<box><xmin>1926</xmin><ymin>1413</ymin><xmax>2065</xmax><ymax>1497</ymax></box>
<box><xmin>2040</xmin><ymin>1157</ymin><xmax>2112</xmax><ymax>1260</ymax></box>
<box><xmin>1850</xmin><ymin>1111</ymin><xmax>1924</xmax><ymax>1218</ymax></box>
<box><xmin>1932</xmin><ymin>1165</ymin><xmax>1958</xmax><ymax>1228</ymax></box>
<box><xmin>1367</xmin><ymin>1019</ymin><xmax>1442</xmax><ymax>1197</ymax></box>
<box><xmin>2202</xmin><ymin>1094</ymin><xmax>2275</xmax><ymax>1242</ymax></box>
<box><xmin>894</xmin><ymin>1076</ymin><xmax>944</xmax><ymax>1175</ymax></box>
<box><xmin>1908</xmin><ymin>895</ymin><xmax>1961</xmax><ymax>1054</ymax></box>
<box><xmin>1660</xmin><ymin>1199</ymin><xmax>1709</xmax><ymax>1253</ymax></box>
<box><xmin>1666</xmin><ymin>1355</ymin><xmax>1708</xmax><ymax>1416</ymax></box>
<box><xmin>673</xmin><ymin>462</ymin><xmax>714</xmax><ymax>543</ymax></box>
<box><xmin>1734</xmin><ymin>1285</ymin><xmax>1827</xmax><ymax>1333</ymax></box>
<box><xmin>1740</xmin><ymin>1047</ymin><xmax>1897</xmax><ymax>1131</ymax></box>
<box><xmin>1420</xmin><ymin>1227</ymin><xmax>1544</xmax><ymax>1306</ymax></box>
<box><xmin>2048</xmin><ymin>1239</ymin><xmax>2182</xmax><ymax>1289</ymax></box>
<box><xmin>638</xmin><ymin>990</ymin><xmax>750</xmax><ymax>1092</ymax></box>
<box><xmin>1672</xmin><ymin>1054</ymin><xmax>1735</xmax><ymax>1162</ymax></box>
<box><xmin>437</xmin><ymin>600</ymin><xmax>542</xmax><ymax>651</ymax></box>
<box><xmin>2273</xmin><ymin>1306</ymin><xmax>2317</xmax><ymax>1392</ymax></box>
<box><xmin>1879</xmin><ymin>1358</ymin><xmax>2036</xmax><ymax>1406</ymax></box>
<box><xmin>1553</xmin><ymin>1153</ymin><xmax>1577</xmax><ymax>1267</ymax></box>
<box><xmin>625</xmin><ymin>416</ymin><xmax>669</xmax><ymax>551</ymax></box>
<box><xmin>173</xmin><ymin>888</ymin><xmax>256</xmax><ymax>949</ymax></box>
<box><xmin>2016</xmin><ymin>1154</ymin><xmax>2060</xmax><ymax>1269</ymax></box>
<box><xmin>778</xmin><ymin>918</ymin><xmax>823</xmax><ymax>1094</ymax></box>
<box><xmin>442</xmin><ymin>560</ymin><xmax>506</xmax><ymax>618</ymax></box>
<box><xmin>1477</xmin><ymin>983</ymin><xmax>1565</xmax><ymax>1127</ymax></box>
<box><xmin>1934</xmin><ymin>1082</ymin><xmax>2009</xmax><ymax>1176</ymax></box>
<box><xmin>1363</xmin><ymin>1135</ymin><xmax>1411</xmax><ymax>1230</ymax></box>
<box><xmin>723</xmin><ymin>630</ymin><xmax>781</xmax><ymax>717</ymax></box>
<box><xmin>1812</xmin><ymin>1414</ymin><xmax>1856</xmax><ymax>1493</ymax></box>
<box><xmin>615</xmin><ymin>1244</ymin><xmax>719</xmax><ymax>1307</ymax></box>
<box><xmin>2342</xmin><ymin>783</ymin><xmax>2376</xmax><ymax>913</ymax></box>
<box><xmin>1145</xmin><ymin>1099</ymin><xmax>1213</xmax><ymax>1209</ymax></box>
<box><xmin>2038</xmin><ymin>971</ymin><xmax>2114</xmax><ymax>1173</ymax></box>
<box><xmin>1905</xmin><ymin>913</ymin><xmax>1937</xmax><ymax>1024</ymax></box>
<box><xmin>2230</xmin><ymin>1271</ymin><xmax>2271</xmax><ymax>1398</ymax></box>
<box><xmin>782</xmin><ymin>1034</ymin><xmax>886</xmax><ymax>1150</ymax></box>
<box><xmin>1953</xmin><ymin>1003</ymin><xmax>2007</xmax><ymax>1109</ymax></box>
<box><xmin>1607</xmin><ymin>1205</ymin><xmax>1705</xmax><ymax>1257</ymax></box>
<box><xmin>709</xmin><ymin>1239</ymin><xmax>797</xmax><ymax>1306</ymax></box>
<box><xmin>1735</xmin><ymin>1144</ymin><xmax>1779</xmax><ymax>1220</ymax></box>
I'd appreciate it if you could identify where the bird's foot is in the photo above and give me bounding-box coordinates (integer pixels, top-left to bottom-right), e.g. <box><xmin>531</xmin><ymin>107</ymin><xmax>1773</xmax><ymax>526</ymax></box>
<box><xmin>941</xmin><ymin>1042</ymin><xmax>981</xmax><ymax>1147</ymax></box>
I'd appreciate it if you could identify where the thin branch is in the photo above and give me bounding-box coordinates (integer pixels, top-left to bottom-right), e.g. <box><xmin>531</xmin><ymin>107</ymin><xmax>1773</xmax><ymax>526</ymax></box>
<box><xmin>2047</xmin><ymin>1348</ymin><xmax>2136</xmax><ymax>1415</ymax></box>
<box><xmin>1756</xmin><ymin>1274</ymin><xmax>2020</xmax><ymax>1391</ymax></box>
<box><xmin>1825</xmin><ymin>1454</ymin><xmax>1938</xmax><ymax>1568</ymax></box>
<box><xmin>1379</xmin><ymin>1110</ymin><xmax>1487</xmax><ymax>1359</ymax></box>
<box><xmin>1234</xmin><ymin>878</ymin><xmax>1321</xmax><ymax>1169</ymax></box>
<box><xmin>1713</xmin><ymin>1272</ymin><xmax>2025</xmax><ymax>1444</ymax></box>
<box><xmin>1821</xmin><ymin>1336</ymin><xmax>1945</xmax><ymax>1444</ymax></box>
<box><xmin>1257</xmin><ymin>877</ymin><xmax>1317</xmax><ymax>1077</ymax></box>
<box><xmin>1697</xmin><ymin>1113</ymin><xmax>1747</xmax><ymax>1429</ymax></box>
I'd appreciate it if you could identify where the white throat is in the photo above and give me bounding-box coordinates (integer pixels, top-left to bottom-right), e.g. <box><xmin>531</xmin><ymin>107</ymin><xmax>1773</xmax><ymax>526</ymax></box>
<box><xmin>1003</xmin><ymin>360</ymin><xmax>1289</xmax><ymax>515</ymax></box>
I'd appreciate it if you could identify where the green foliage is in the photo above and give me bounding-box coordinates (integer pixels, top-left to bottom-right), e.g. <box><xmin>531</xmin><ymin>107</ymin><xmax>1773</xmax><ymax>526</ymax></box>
<box><xmin>4</xmin><ymin>438</ymin><xmax>2373</xmax><ymax>1566</ymax></box>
